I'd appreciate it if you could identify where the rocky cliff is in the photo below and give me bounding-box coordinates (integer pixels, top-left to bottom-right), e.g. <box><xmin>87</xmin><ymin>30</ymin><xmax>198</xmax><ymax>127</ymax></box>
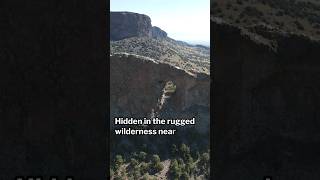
<box><xmin>110</xmin><ymin>12</ymin><xmax>152</xmax><ymax>40</ymax></box>
<box><xmin>110</xmin><ymin>53</ymin><xmax>210</xmax><ymax>154</ymax></box>
<box><xmin>213</xmin><ymin>17</ymin><xmax>320</xmax><ymax>180</ymax></box>
<box><xmin>152</xmin><ymin>26</ymin><xmax>167</xmax><ymax>38</ymax></box>
<box><xmin>110</xmin><ymin>12</ymin><xmax>167</xmax><ymax>40</ymax></box>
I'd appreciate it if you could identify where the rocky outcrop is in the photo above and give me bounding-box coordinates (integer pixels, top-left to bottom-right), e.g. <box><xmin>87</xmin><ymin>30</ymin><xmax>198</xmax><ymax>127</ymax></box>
<box><xmin>152</xmin><ymin>26</ymin><xmax>167</xmax><ymax>38</ymax></box>
<box><xmin>110</xmin><ymin>12</ymin><xmax>168</xmax><ymax>40</ymax></box>
<box><xmin>110</xmin><ymin>53</ymin><xmax>209</xmax><ymax>129</ymax></box>
<box><xmin>213</xmin><ymin>17</ymin><xmax>320</xmax><ymax>179</ymax></box>
<box><xmin>110</xmin><ymin>12</ymin><xmax>152</xmax><ymax>40</ymax></box>
<box><xmin>110</xmin><ymin>53</ymin><xmax>210</xmax><ymax>154</ymax></box>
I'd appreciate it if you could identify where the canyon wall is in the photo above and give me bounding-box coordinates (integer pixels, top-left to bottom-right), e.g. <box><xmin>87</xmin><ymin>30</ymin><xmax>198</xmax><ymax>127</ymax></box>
<box><xmin>110</xmin><ymin>53</ymin><xmax>210</xmax><ymax>154</ymax></box>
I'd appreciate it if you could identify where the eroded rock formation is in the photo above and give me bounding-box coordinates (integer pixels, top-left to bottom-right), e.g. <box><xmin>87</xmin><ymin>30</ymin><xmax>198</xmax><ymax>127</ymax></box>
<box><xmin>110</xmin><ymin>53</ymin><xmax>210</xmax><ymax>154</ymax></box>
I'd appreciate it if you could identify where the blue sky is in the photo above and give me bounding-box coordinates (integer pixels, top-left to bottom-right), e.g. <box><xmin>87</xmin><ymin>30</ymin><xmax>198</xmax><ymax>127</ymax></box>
<box><xmin>110</xmin><ymin>0</ymin><xmax>210</xmax><ymax>45</ymax></box>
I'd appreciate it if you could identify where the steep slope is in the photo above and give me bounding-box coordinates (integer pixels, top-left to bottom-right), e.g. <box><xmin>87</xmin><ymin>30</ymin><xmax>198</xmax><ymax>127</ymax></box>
<box><xmin>111</xmin><ymin>37</ymin><xmax>210</xmax><ymax>74</ymax></box>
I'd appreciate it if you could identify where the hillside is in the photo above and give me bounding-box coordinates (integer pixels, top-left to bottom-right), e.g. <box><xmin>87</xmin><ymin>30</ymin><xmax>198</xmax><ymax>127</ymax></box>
<box><xmin>110</xmin><ymin>11</ymin><xmax>210</xmax><ymax>75</ymax></box>
<box><xmin>111</xmin><ymin>37</ymin><xmax>210</xmax><ymax>74</ymax></box>
<box><xmin>212</xmin><ymin>0</ymin><xmax>320</xmax><ymax>39</ymax></box>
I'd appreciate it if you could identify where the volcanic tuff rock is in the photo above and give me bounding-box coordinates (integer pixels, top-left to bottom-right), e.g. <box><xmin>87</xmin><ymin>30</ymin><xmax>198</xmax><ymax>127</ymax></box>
<box><xmin>110</xmin><ymin>53</ymin><xmax>210</xmax><ymax>154</ymax></box>
<box><xmin>110</xmin><ymin>53</ymin><xmax>209</xmax><ymax>130</ymax></box>
<box><xmin>110</xmin><ymin>12</ymin><xmax>167</xmax><ymax>40</ymax></box>
<box><xmin>213</xmin><ymin>17</ymin><xmax>320</xmax><ymax>180</ymax></box>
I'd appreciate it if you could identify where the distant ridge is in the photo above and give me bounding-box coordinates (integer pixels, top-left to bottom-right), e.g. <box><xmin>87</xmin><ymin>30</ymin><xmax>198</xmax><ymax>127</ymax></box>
<box><xmin>110</xmin><ymin>11</ymin><xmax>167</xmax><ymax>40</ymax></box>
<box><xmin>110</xmin><ymin>11</ymin><xmax>210</xmax><ymax>74</ymax></box>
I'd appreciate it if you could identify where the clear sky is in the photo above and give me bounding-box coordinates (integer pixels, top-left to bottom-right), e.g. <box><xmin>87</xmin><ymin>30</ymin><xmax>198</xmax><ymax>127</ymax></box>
<box><xmin>110</xmin><ymin>0</ymin><xmax>210</xmax><ymax>45</ymax></box>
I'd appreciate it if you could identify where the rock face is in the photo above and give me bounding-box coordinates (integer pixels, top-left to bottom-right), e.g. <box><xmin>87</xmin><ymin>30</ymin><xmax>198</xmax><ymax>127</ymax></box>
<box><xmin>110</xmin><ymin>53</ymin><xmax>210</xmax><ymax>154</ymax></box>
<box><xmin>110</xmin><ymin>12</ymin><xmax>153</xmax><ymax>40</ymax></box>
<box><xmin>213</xmin><ymin>17</ymin><xmax>320</xmax><ymax>180</ymax></box>
<box><xmin>110</xmin><ymin>12</ymin><xmax>167</xmax><ymax>40</ymax></box>
<box><xmin>152</xmin><ymin>26</ymin><xmax>167</xmax><ymax>38</ymax></box>
<box><xmin>110</xmin><ymin>53</ymin><xmax>210</xmax><ymax>129</ymax></box>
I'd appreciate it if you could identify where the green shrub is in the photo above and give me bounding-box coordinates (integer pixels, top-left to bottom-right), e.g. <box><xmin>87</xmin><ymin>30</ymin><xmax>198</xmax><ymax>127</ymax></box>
<box><xmin>171</xmin><ymin>144</ymin><xmax>178</xmax><ymax>157</ymax></box>
<box><xmin>132</xmin><ymin>166</ymin><xmax>141</xmax><ymax>179</ymax></box>
<box><xmin>169</xmin><ymin>159</ymin><xmax>182</xmax><ymax>179</ymax></box>
<box><xmin>164</xmin><ymin>81</ymin><xmax>176</xmax><ymax>93</ymax></box>
<box><xmin>181</xmin><ymin>172</ymin><xmax>190</xmax><ymax>180</ymax></box>
<box><xmin>153</xmin><ymin>162</ymin><xmax>164</xmax><ymax>173</ymax></box>
<box><xmin>113</xmin><ymin>174</ymin><xmax>122</xmax><ymax>180</ymax></box>
<box><xmin>140</xmin><ymin>162</ymin><xmax>150</xmax><ymax>174</ymax></box>
<box><xmin>138</xmin><ymin>151</ymin><xmax>147</xmax><ymax>161</ymax></box>
<box><xmin>141</xmin><ymin>174</ymin><xmax>149</xmax><ymax>180</ymax></box>
<box><xmin>149</xmin><ymin>154</ymin><xmax>163</xmax><ymax>174</ymax></box>
<box><xmin>130</xmin><ymin>158</ymin><xmax>139</xmax><ymax>167</ymax></box>
<box><xmin>114</xmin><ymin>155</ymin><xmax>124</xmax><ymax>170</ymax></box>
<box><xmin>198</xmin><ymin>152</ymin><xmax>210</xmax><ymax>177</ymax></box>
<box><xmin>180</xmin><ymin>143</ymin><xmax>191</xmax><ymax>160</ymax></box>
<box><xmin>151</xmin><ymin>154</ymin><xmax>161</xmax><ymax>164</ymax></box>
